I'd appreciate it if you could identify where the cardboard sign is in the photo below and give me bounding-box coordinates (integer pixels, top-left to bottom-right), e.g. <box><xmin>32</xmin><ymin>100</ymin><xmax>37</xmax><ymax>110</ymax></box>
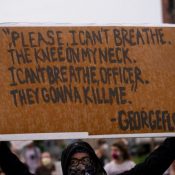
<box><xmin>0</xmin><ymin>25</ymin><xmax>175</xmax><ymax>137</ymax></box>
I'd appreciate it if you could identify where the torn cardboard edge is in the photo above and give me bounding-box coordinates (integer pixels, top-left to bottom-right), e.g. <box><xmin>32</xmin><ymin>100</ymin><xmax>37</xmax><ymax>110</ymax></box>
<box><xmin>0</xmin><ymin>132</ymin><xmax>174</xmax><ymax>141</ymax></box>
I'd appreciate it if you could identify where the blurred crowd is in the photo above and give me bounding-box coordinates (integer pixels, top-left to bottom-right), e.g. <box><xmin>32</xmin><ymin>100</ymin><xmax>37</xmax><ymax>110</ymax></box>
<box><xmin>0</xmin><ymin>138</ymin><xmax>175</xmax><ymax>175</ymax></box>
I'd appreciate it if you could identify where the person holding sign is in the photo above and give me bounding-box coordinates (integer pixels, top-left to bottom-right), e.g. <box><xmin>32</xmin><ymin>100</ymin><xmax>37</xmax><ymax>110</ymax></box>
<box><xmin>0</xmin><ymin>138</ymin><xmax>175</xmax><ymax>175</ymax></box>
<box><xmin>61</xmin><ymin>141</ymin><xmax>107</xmax><ymax>175</ymax></box>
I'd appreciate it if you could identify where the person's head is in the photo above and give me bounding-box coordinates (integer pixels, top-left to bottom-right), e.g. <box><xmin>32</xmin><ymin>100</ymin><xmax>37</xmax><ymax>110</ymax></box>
<box><xmin>41</xmin><ymin>152</ymin><xmax>53</xmax><ymax>167</ymax></box>
<box><xmin>61</xmin><ymin>141</ymin><xmax>107</xmax><ymax>175</ymax></box>
<box><xmin>97</xmin><ymin>139</ymin><xmax>108</xmax><ymax>154</ymax></box>
<box><xmin>111</xmin><ymin>142</ymin><xmax>130</xmax><ymax>162</ymax></box>
<box><xmin>26</xmin><ymin>142</ymin><xmax>34</xmax><ymax>148</ymax></box>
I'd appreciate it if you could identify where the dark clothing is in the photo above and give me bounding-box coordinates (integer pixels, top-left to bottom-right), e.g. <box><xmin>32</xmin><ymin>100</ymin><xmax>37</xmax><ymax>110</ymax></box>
<box><xmin>36</xmin><ymin>165</ymin><xmax>55</xmax><ymax>175</ymax></box>
<box><xmin>0</xmin><ymin>142</ymin><xmax>32</xmax><ymax>175</ymax></box>
<box><xmin>120</xmin><ymin>137</ymin><xmax>175</xmax><ymax>175</ymax></box>
<box><xmin>0</xmin><ymin>138</ymin><xmax>175</xmax><ymax>175</ymax></box>
<box><xmin>61</xmin><ymin>141</ymin><xmax>106</xmax><ymax>175</ymax></box>
<box><xmin>99</xmin><ymin>156</ymin><xmax>107</xmax><ymax>167</ymax></box>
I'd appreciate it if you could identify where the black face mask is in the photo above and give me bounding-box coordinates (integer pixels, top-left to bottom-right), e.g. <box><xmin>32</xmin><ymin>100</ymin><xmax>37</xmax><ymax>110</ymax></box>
<box><xmin>68</xmin><ymin>156</ymin><xmax>96</xmax><ymax>175</ymax></box>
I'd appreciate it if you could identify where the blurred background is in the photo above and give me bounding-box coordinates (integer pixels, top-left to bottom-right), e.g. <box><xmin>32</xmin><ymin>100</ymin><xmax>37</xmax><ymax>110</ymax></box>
<box><xmin>0</xmin><ymin>0</ymin><xmax>175</xmax><ymax>24</ymax></box>
<box><xmin>1</xmin><ymin>137</ymin><xmax>174</xmax><ymax>175</ymax></box>
<box><xmin>0</xmin><ymin>0</ymin><xmax>175</xmax><ymax>174</ymax></box>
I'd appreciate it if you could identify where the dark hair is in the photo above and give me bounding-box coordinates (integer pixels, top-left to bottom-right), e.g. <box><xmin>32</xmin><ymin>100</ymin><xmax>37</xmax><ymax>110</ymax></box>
<box><xmin>97</xmin><ymin>139</ymin><xmax>106</xmax><ymax>146</ymax></box>
<box><xmin>112</xmin><ymin>142</ymin><xmax>130</xmax><ymax>160</ymax></box>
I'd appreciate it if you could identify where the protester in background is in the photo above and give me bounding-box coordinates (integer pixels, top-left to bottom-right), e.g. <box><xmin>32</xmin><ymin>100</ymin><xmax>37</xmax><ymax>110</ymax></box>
<box><xmin>36</xmin><ymin>152</ymin><xmax>56</xmax><ymax>175</ymax></box>
<box><xmin>21</xmin><ymin>142</ymin><xmax>41</xmax><ymax>174</ymax></box>
<box><xmin>104</xmin><ymin>142</ymin><xmax>135</xmax><ymax>175</ymax></box>
<box><xmin>95</xmin><ymin>139</ymin><xmax>109</xmax><ymax>167</ymax></box>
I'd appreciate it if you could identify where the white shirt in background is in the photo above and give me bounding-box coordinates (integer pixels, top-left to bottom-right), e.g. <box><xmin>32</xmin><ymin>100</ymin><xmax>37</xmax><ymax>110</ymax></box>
<box><xmin>104</xmin><ymin>160</ymin><xmax>135</xmax><ymax>175</ymax></box>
